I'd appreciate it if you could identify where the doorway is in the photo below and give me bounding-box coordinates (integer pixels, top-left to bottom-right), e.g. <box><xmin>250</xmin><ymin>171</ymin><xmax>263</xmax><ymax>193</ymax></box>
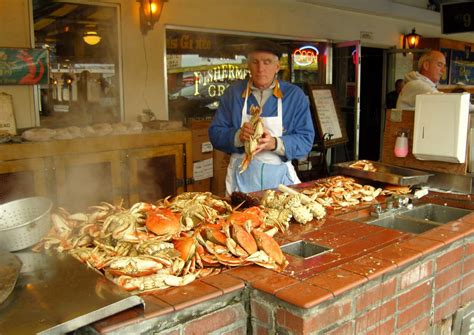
<box><xmin>331</xmin><ymin>41</ymin><xmax>360</xmax><ymax>163</ymax></box>
<box><xmin>359</xmin><ymin>47</ymin><xmax>384</xmax><ymax>161</ymax></box>
<box><xmin>331</xmin><ymin>43</ymin><xmax>384</xmax><ymax>164</ymax></box>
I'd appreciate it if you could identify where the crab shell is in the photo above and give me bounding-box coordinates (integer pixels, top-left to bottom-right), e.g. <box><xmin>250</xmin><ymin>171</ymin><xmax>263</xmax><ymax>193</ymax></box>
<box><xmin>146</xmin><ymin>207</ymin><xmax>181</xmax><ymax>237</ymax></box>
<box><xmin>227</xmin><ymin>207</ymin><xmax>263</xmax><ymax>228</ymax></box>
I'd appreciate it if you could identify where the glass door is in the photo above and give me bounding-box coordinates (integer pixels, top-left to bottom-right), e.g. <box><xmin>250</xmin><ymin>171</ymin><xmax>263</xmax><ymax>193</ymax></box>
<box><xmin>332</xmin><ymin>41</ymin><xmax>361</xmax><ymax>161</ymax></box>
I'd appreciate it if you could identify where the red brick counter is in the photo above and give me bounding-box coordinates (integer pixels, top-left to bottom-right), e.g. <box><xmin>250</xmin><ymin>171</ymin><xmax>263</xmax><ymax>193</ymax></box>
<box><xmin>85</xmin><ymin>191</ymin><xmax>474</xmax><ymax>334</ymax></box>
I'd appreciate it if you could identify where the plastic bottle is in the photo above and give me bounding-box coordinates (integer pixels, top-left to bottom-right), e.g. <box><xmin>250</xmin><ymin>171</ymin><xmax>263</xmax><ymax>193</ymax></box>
<box><xmin>394</xmin><ymin>132</ymin><xmax>408</xmax><ymax>157</ymax></box>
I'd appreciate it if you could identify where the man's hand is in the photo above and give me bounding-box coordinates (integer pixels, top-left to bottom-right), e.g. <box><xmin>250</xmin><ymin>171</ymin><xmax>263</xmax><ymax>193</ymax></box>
<box><xmin>239</xmin><ymin>122</ymin><xmax>254</xmax><ymax>142</ymax></box>
<box><xmin>254</xmin><ymin>129</ymin><xmax>277</xmax><ymax>154</ymax></box>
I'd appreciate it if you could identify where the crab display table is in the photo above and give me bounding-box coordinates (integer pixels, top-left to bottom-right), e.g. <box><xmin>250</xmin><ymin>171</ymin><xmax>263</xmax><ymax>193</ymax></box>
<box><xmin>70</xmin><ymin>184</ymin><xmax>474</xmax><ymax>335</ymax></box>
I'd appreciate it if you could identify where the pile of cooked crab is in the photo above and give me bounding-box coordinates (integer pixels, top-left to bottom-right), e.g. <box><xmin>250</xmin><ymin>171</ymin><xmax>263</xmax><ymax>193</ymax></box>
<box><xmin>34</xmin><ymin>176</ymin><xmax>388</xmax><ymax>294</ymax></box>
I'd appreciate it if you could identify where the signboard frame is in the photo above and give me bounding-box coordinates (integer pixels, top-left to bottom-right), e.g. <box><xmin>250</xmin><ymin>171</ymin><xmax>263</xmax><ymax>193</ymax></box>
<box><xmin>441</xmin><ymin>1</ymin><xmax>474</xmax><ymax>34</ymax></box>
<box><xmin>306</xmin><ymin>84</ymin><xmax>348</xmax><ymax>149</ymax></box>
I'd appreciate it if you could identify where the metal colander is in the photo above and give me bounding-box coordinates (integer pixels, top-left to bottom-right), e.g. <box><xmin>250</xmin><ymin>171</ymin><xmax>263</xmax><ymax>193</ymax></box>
<box><xmin>0</xmin><ymin>197</ymin><xmax>53</xmax><ymax>251</ymax></box>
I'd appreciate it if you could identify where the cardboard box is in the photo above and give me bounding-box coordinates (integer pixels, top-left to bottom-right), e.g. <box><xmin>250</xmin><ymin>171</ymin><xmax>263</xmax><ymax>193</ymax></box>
<box><xmin>187</xmin><ymin>119</ymin><xmax>212</xmax><ymax>130</ymax></box>
<box><xmin>188</xmin><ymin>119</ymin><xmax>213</xmax><ymax>162</ymax></box>
<box><xmin>192</xmin><ymin>127</ymin><xmax>213</xmax><ymax>161</ymax></box>
<box><xmin>211</xmin><ymin>150</ymin><xmax>230</xmax><ymax>197</ymax></box>
<box><xmin>193</xmin><ymin>178</ymin><xmax>211</xmax><ymax>192</ymax></box>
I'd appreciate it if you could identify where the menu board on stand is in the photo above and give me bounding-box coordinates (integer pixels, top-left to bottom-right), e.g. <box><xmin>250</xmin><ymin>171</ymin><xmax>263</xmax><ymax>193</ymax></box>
<box><xmin>307</xmin><ymin>84</ymin><xmax>348</xmax><ymax>149</ymax></box>
<box><xmin>305</xmin><ymin>84</ymin><xmax>349</xmax><ymax>176</ymax></box>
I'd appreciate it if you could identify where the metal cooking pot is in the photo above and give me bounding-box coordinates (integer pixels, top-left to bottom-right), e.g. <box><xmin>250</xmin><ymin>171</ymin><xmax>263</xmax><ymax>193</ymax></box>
<box><xmin>0</xmin><ymin>197</ymin><xmax>53</xmax><ymax>251</ymax></box>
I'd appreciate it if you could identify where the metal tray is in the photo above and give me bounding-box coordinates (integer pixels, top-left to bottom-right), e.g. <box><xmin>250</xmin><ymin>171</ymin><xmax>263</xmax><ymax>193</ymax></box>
<box><xmin>0</xmin><ymin>251</ymin><xmax>143</xmax><ymax>335</ymax></box>
<box><xmin>333</xmin><ymin>161</ymin><xmax>433</xmax><ymax>186</ymax></box>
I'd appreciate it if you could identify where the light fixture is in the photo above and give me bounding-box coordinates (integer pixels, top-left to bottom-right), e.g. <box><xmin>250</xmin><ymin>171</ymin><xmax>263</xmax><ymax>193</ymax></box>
<box><xmin>83</xmin><ymin>29</ymin><xmax>101</xmax><ymax>46</ymax></box>
<box><xmin>404</xmin><ymin>28</ymin><xmax>421</xmax><ymax>49</ymax></box>
<box><xmin>138</xmin><ymin>0</ymin><xmax>167</xmax><ymax>35</ymax></box>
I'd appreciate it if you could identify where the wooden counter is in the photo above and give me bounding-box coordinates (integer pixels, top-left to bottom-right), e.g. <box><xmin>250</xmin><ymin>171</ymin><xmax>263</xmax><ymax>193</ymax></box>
<box><xmin>381</xmin><ymin>109</ymin><xmax>469</xmax><ymax>175</ymax></box>
<box><xmin>0</xmin><ymin>129</ymin><xmax>193</xmax><ymax>210</ymax></box>
<box><xmin>78</xmin><ymin>185</ymin><xmax>474</xmax><ymax>334</ymax></box>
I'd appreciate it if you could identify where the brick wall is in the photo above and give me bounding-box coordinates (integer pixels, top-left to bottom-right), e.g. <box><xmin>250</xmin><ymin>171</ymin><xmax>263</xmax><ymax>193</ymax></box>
<box><xmin>100</xmin><ymin>300</ymin><xmax>248</xmax><ymax>334</ymax></box>
<box><xmin>251</xmin><ymin>237</ymin><xmax>474</xmax><ymax>335</ymax></box>
<box><xmin>88</xmin><ymin>237</ymin><xmax>472</xmax><ymax>335</ymax></box>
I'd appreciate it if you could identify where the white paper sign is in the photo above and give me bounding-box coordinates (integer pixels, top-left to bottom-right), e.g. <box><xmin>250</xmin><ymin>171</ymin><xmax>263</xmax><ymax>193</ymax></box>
<box><xmin>193</xmin><ymin>158</ymin><xmax>213</xmax><ymax>181</ymax></box>
<box><xmin>0</xmin><ymin>92</ymin><xmax>16</xmax><ymax>135</ymax></box>
<box><xmin>201</xmin><ymin>141</ymin><xmax>213</xmax><ymax>153</ymax></box>
<box><xmin>312</xmin><ymin>89</ymin><xmax>342</xmax><ymax>140</ymax></box>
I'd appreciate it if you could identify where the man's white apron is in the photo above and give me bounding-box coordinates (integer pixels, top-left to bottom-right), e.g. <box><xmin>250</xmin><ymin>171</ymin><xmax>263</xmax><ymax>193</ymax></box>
<box><xmin>225</xmin><ymin>87</ymin><xmax>300</xmax><ymax>195</ymax></box>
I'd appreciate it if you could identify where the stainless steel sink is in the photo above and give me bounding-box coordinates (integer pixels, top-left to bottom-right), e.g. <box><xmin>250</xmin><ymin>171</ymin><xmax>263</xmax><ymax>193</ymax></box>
<box><xmin>281</xmin><ymin>240</ymin><xmax>331</xmax><ymax>259</ymax></box>
<box><xmin>397</xmin><ymin>203</ymin><xmax>471</xmax><ymax>224</ymax></box>
<box><xmin>355</xmin><ymin>203</ymin><xmax>471</xmax><ymax>234</ymax></box>
<box><xmin>358</xmin><ymin>215</ymin><xmax>440</xmax><ymax>234</ymax></box>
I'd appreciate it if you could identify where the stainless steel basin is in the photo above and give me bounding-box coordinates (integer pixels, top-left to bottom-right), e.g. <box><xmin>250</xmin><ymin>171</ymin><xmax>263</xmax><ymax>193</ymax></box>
<box><xmin>354</xmin><ymin>204</ymin><xmax>471</xmax><ymax>234</ymax></box>
<box><xmin>397</xmin><ymin>203</ymin><xmax>471</xmax><ymax>224</ymax></box>
<box><xmin>281</xmin><ymin>240</ymin><xmax>331</xmax><ymax>259</ymax></box>
<box><xmin>359</xmin><ymin>215</ymin><xmax>440</xmax><ymax>234</ymax></box>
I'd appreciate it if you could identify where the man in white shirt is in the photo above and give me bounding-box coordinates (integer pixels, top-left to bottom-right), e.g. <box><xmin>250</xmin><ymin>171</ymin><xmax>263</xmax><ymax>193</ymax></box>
<box><xmin>396</xmin><ymin>50</ymin><xmax>446</xmax><ymax>110</ymax></box>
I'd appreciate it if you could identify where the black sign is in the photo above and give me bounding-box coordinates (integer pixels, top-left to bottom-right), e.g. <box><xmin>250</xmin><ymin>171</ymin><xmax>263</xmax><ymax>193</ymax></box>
<box><xmin>441</xmin><ymin>2</ymin><xmax>474</xmax><ymax>34</ymax></box>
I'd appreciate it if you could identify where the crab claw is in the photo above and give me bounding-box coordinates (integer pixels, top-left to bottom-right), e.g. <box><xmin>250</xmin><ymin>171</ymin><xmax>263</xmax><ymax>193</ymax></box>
<box><xmin>239</xmin><ymin>156</ymin><xmax>251</xmax><ymax>174</ymax></box>
<box><xmin>251</xmin><ymin>229</ymin><xmax>287</xmax><ymax>270</ymax></box>
<box><xmin>173</xmin><ymin>236</ymin><xmax>197</xmax><ymax>262</ymax></box>
<box><xmin>230</xmin><ymin>224</ymin><xmax>258</xmax><ymax>255</ymax></box>
<box><xmin>201</xmin><ymin>226</ymin><xmax>227</xmax><ymax>246</ymax></box>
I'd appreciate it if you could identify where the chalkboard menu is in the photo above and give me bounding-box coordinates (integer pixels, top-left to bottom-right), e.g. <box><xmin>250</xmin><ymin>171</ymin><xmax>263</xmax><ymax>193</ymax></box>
<box><xmin>442</xmin><ymin>2</ymin><xmax>474</xmax><ymax>34</ymax></box>
<box><xmin>306</xmin><ymin>84</ymin><xmax>348</xmax><ymax>148</ymax></box>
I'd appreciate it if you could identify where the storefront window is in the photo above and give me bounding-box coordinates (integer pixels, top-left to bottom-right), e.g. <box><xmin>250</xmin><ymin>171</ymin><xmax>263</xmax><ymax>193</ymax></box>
<box><xmin>166</xmin><ymin>28</ymin><xmax>327</xmax><ymax>122</ymax></box>
<box><xmin>33</xmin><ymin>1</ymin><xmax>122</xmax><ymax>127</ymax></box>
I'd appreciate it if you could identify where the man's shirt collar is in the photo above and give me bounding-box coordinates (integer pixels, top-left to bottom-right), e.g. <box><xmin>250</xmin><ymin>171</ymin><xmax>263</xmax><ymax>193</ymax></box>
<box><xmin>241</xmin><ymin>79</ymin><xmax>283</xmax><ymax>99</ymax></box>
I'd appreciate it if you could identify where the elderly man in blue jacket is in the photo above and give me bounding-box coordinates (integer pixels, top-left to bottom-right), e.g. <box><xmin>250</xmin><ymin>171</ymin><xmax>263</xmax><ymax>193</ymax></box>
<box><xmin>209</xmin><ymin>39</ymin><xmax>315</xmax><ymax>195</ymax></box>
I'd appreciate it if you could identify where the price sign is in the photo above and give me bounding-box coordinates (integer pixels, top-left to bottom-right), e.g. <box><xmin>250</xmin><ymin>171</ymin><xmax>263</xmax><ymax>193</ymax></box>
<box><xmin>442</xmin><ymin>2</ymin><xmax>474</xmax><ymax>34</ymax></box>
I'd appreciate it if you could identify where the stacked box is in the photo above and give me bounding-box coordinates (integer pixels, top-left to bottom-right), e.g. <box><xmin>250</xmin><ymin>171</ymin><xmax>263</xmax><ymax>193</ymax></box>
<box><xmin>211</xmin><ymin>150</ymin><xmax>230</xmax><ymax>197</ymax></box>
<box><xmin>188</xmin><ymin>119</ymin><xmax>213</xmax><ymax>192</ymax></box>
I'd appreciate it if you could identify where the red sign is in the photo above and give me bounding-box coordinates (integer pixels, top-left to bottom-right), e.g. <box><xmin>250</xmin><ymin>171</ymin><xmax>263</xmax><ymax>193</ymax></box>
<box><xmin>293</xmin><ymin>46</ymin><xmax>319</xmax><ymax>67</ymax></box>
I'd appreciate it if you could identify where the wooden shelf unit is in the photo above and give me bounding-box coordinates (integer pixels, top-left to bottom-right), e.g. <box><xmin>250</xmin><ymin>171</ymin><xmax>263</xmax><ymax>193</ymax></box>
<box><xmin>0</xmin><ymin>129</ymin><xmax>193</xmax><ymax>209</ymax></box>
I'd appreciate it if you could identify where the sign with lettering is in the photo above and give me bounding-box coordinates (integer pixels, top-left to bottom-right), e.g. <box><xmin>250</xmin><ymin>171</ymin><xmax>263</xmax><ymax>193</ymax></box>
<box><xmin>166</xmin><ymin>33</ymin><xmax>213</xmax><ymax>54</ymax></box>
<box><xmin>442</xmin><ymin>2</ymin><xmax>474</xmax><ymax>34</ymax></box>
<box><xmin>292</xmin><ymin>46</ymin><xmax>319</xmax><ymax>70</ymax></box>
<box><xmin>0</xmin><ymin>92</ymin><xmax>16</xmax><ymax>135</ymax></box>
<box><xmin>193</xmin><ymin>64</ymin><xmax>249</xmax><ymax>98</ymax></box>
<box><xmin>306</xmin><ymin>84</ymin><xmax>348</xmax><ymax>148</ymax></box>
<box><xmin>0</xmin><ymin>48</ymin><xmax>49</xmax><ymax>85</ymax></box>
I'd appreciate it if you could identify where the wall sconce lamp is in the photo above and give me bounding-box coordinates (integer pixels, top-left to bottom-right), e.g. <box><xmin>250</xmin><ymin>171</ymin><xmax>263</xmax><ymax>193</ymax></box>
<box><xmin>404</xmin><ymin>28</ymin><xmax>421</xmax><ymax>49</ymax></box>
<box><xmin>83</xmin><ymin>27</ymin><xmax>101</xmax><ymax>46</ymax></box>
<box><xmin>138</xmin><ymin>0</ymin><xmax>167</xmax><ymax>35</ymax></box>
